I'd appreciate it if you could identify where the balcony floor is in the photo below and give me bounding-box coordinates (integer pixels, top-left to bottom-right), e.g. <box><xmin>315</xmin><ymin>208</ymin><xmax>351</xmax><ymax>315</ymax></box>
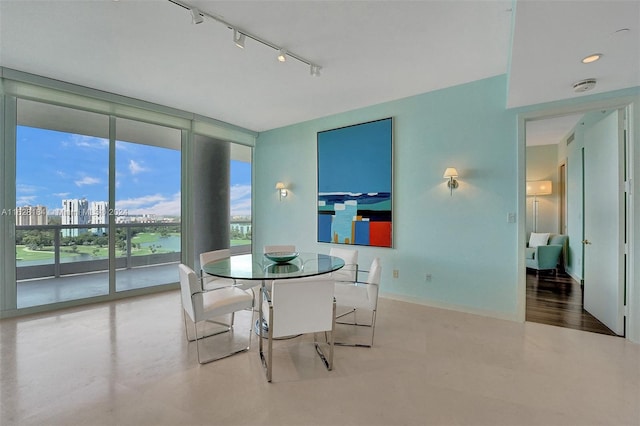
<box><xmin>17</xmin><ymin>263</ymin><xmax>179</xmax><ymax>309</ymax></box>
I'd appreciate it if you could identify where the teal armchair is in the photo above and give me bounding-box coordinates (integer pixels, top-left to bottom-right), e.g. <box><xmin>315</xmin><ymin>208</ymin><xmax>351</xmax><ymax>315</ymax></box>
<box><xmin>526</xmin><ymin>234</ymin><xmax>567</xmax><ymax>274</ymax></box>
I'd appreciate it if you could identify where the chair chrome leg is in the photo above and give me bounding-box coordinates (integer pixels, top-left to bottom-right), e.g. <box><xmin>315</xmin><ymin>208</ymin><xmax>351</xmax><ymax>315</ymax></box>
<box><xmin>187</xmin><ymin>309</ymin><xmax>253</xmax><ymax>365</ymax></box>
<box><xmin>334</xmin><ymin>307</ymin><xmax>377</xmax><ymax>348</ymax></box>
<box><xmin>267</xmin><ymin>305</ymin><xmax>274</xmax><ymax>382</ymax></box>
<box><xmin>314</xmin><ymin>300</ymin><xmax>336</xmax><ymax>371</ymax></box>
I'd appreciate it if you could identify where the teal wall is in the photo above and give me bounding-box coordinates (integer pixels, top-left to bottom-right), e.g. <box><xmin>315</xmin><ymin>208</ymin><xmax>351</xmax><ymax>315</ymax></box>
<box><xmin>255</xmin><ymin>75</ymin><xmax>521</xmax><ymax>319</ymax></box>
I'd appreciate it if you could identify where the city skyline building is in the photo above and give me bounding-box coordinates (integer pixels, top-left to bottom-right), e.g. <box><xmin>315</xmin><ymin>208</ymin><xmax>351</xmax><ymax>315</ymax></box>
<box><xmin>61</xmin><ymin>198</ymin><xmax>89</xmax><ymax>237</ymax></box>
<box><xmin>16</xmin><ymin>205</ymin><xmax>47</xmax><ymax>226</ymax></box>
<box><xmin>90</xmin><ymin>201</ymin><xmax>109</xmax><ymax>235</ymax></box>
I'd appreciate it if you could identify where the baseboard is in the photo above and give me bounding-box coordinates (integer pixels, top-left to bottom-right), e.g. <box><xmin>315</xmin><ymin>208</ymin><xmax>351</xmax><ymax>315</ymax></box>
<box><xmin>379</xmin><ymin>291</ymin><xmax>520</xmax><ymax>323</ymax></box>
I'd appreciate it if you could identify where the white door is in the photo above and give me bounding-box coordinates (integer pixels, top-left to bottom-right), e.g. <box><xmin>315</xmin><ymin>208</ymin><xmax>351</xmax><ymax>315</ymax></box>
<box><xmin>583</xmin><ymin>109</ymin><xmax>624</xmax><ymax>335</ymax></box>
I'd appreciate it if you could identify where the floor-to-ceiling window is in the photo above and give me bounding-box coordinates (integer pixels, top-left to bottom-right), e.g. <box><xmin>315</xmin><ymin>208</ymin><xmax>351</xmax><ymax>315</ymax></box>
<box><xmin>230</xmin><ymin>143</ymin><xmax>252</xmax><ymax>254</ymax></box>
<box><xmin>16</xmin><ymin>100</ymin><xmax>110</xmax><ymax>308</ymax></box>
<box><xmin>114</xmin><ymin>118</ymin><xmax>181</xmax><ymax>291</ymax></box>
<box><xmin>14</xmin><ymin>100</ymin><xmax>183</xmax><ymax>307</ymax></box>
<box><xmin>1</xmin><ymin>68</ymin><xmax>256</xmax><ymax>317</ymax></box>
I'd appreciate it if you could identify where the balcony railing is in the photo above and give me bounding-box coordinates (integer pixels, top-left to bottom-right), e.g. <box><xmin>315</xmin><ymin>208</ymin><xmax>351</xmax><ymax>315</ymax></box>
<box><xmin>16</xmin><ymin>221</ymin><xmax>251</xmax><ymax>280</ymax></box>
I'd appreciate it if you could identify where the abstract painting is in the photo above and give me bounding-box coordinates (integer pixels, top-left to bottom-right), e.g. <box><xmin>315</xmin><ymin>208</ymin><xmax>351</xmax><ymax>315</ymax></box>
<box><xmin>317</xmin><ymin>117</ymin><xmax>393</xmax><ymax>247</ymax></box>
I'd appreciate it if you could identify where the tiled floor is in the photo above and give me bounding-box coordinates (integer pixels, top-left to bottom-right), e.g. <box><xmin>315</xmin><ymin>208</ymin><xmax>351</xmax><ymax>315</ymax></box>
<box><xmin>1</xmin><ymin>290</ymin><xmax>638</xmax><ymax>426</ymax></box>
<box><xmin>16</xmin><ymin>263</ymin><xmax>179</xmax><ymax>308</ymax></box>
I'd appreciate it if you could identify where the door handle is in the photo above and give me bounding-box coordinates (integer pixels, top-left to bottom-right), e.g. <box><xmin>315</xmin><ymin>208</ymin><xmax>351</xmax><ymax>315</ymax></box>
<box><xmin>582</xmin><ymin>239</ymin><xmax>591</xmax><ymax>245</ymax></box>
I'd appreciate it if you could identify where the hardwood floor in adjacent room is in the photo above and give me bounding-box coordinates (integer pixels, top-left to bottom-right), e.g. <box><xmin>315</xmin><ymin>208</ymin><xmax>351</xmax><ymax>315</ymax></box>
<box><xmin>526</xmin><ymin>269</ymin><xmax>618</xmax><ymax>336</ymax></box>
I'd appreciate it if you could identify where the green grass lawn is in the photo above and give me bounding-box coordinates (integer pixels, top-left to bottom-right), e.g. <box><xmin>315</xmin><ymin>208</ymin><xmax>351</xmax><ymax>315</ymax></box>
<box><xmin>17</xmin><ymin>232</ymin><xmax>250</xmax><ymax>262</ymax></box>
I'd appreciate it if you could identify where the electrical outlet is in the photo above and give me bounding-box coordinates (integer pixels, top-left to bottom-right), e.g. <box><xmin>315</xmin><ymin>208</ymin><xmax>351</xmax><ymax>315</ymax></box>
<box><xmin>425</xmin><ymin>273</ymin><xmax>432</xmax><ymax>282</ymax></box>
<box><xmin>393</xmin><ymin>269</ymin><xmax>399</xmax><ymax>278</ymax></box>
<box><xmin>507</xmin><ymin>212</ymin><xmax>516</xmax><ymax>223</ymax></box>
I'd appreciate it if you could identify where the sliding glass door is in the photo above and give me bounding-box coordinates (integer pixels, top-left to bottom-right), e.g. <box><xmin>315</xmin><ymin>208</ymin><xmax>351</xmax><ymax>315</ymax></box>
<box><xmin>16</xmin><ymin>99</ymin><xmax>110</xmax><ymax>308</ymax></box>
<box><xmin>114</xmin><ymin>118</ymin><xmax>181</xmax><ymax>291</ymax></box>
<box><xmin>14</xmin><ymin>99</ymin><xmax>182</xmax><ymax>307</ymax></box>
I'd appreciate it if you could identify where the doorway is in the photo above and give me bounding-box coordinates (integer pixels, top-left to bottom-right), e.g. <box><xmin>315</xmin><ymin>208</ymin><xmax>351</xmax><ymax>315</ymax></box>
<box><xmin>524</xmin><ymin>107</ymin><xmax>629</xmax><ymax>336</ymax></box>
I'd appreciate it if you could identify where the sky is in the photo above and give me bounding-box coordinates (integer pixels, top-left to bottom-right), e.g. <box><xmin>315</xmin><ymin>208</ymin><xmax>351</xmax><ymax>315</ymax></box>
<box><xmin>16</xmin><ymin>126</ymin><xmax>252</xmax><ymax>218</ymax></box>
<box><xmin>317</xmin><ymin>118</ymin><xmax>392</xmax><ymax>193</ymax></box>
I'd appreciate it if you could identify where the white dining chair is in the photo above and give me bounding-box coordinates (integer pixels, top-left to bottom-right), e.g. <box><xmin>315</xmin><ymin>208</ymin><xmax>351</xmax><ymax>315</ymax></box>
<box><xmin>259</xmin><ymin>277</ymin><xmax>336</xmax><ymax>382</ymax></box>
<box><xmin>200</xmin><ymin>249</ymin><xmax>254</xmax><ymax>291</ymax></box>
<box><xmin>200</xmin><ymin>249</ymin><xmax>235</xmax><ymax>289</ymax></box>
<box><xmin>333</xmin><ymin>257</ymin><xmax>381</xmax><ymax>347</ymax></box>
<box><xmin>329</xmin><ymin>247</ymin><xmax>359</xmax><ymax>282</ymax></box>
<box><xmin>179</xmin><ymin>264</ymin><xmax>254</xmax><ymax>364</ymax></box>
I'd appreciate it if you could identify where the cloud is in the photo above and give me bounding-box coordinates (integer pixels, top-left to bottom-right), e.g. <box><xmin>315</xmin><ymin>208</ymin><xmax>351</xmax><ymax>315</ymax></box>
<box><xmin>71</xmin><ymin>134</ymin><xmax>108</xmax><ymax>149</ymax></box>
<box><xmin>75</xmin><ymin>176</ymin><xmax>101</xmax><ymax>187</ymax></box>
<box><xmin>16</xmin><ymin>183</ymin><xmax>39</xmax><ymax>194</ymax></box>
<box><xmin>230</xmin><ymin>184</ymin><xmax>251</xmax><ymax>201</ymax></box>
<box><xmin>230</xmin><ymin>184</ymin><xmax>252</xmax><ymax>216</ymax></box>
<box><xmin>128</xmin><ymin>159</ymin><xmax>148</xmax><ymax>175</ymax></box>
<box><xmin>16</xmin><ymin>195</ymin><xmax>38</xmax><ymax>206</ymax></box>
<box><xmin>116</xmin><ymin>194</ymin><xmax>168</xmax><ymax>210</ymax></box>
<box><xmin>231</xmin><ymin>198</ymin><xmax>252</xmax><ymax>217</ymax></box>
<box><xmin>53</xmin><ymin>192</ymin><xmax>70</xmax><ymax>197</ymax></box>
<box><xmin>116</xmin><ymin>193</ymin><xmax>181</xmax><ymax>216</ymax></box>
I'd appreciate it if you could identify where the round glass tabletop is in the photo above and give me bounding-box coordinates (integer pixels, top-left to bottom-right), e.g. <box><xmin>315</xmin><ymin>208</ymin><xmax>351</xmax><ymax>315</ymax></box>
<box><xmin>202</xmin><ymin>252</ymin><xmax>344</xmax><ymax>281</ymax></box>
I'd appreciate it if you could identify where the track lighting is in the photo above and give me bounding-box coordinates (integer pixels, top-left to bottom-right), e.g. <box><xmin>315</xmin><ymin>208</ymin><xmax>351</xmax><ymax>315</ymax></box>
<box><xmin>310</xmin><ymin>65</ymin><xmax>321</xmax><ymax>76</ymax></box>
<box><xmin>233</xmin><ymin>30</ymin><xmax>245</xmax><ymax>49</ymax></box>
<box><xmin>189</xmin><ymin>7</ymin><xmax>203</xmax><ymax>24</ymax></box>
<box><xmin>171</xmin><ymin>0</ymin><xmax>322</xmax><ymax>76</ymax></box>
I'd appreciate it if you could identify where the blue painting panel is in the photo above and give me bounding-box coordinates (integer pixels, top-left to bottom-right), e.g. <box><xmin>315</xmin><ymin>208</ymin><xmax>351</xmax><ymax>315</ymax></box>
<box><xmin>317</xmin><ymin>118</ymin><xmax>392</xmax><ymax>193</ymax></box>
<box><xmin>318</xmin><ymin>214</ymin><xmax>332</xmax><ymax>243</ymax></box>
<box><xmin>354</xmin><ymin>221</ymin><xmax>370</xmax><ymax>245</ymax></box>
<box><xmin>317</xmin><ymin>117</ymin><xmax>393</xmax><ymax>247</ymax></box>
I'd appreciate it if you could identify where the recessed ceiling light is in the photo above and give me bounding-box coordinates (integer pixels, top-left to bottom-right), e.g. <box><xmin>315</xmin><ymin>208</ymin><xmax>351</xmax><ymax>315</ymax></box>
<box><xmin>277</xmin><ymin>49</ymin><xmax>287</xmax><ymax>62</ymax></box>
<box><xmin>582</xmin><ymin>53</ymin><xmax>602</xmax><ymax>64</ymax></box>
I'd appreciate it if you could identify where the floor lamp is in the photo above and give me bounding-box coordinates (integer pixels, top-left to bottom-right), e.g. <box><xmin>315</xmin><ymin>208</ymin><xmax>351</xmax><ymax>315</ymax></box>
<box><xmin>526</xmin><ymin>180</ymin><xmax>552</xmax><ymax>232</ymax></box>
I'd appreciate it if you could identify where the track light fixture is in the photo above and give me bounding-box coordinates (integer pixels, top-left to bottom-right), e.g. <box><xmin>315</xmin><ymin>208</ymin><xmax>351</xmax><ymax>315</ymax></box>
<box><xmin>189</xmin><ymin>7</ymin><xmax>203</xmax><ymax>24</ymax></box>
<box><xmin>310</xmin><ymin>64</ymin><xmax>321</xmax><ymax>77</ymax></box>
<box><xmin>233</xmin><ymin>30</ymin><xmax>246</xmax><ymax>49</ymax></box>
<box><xmin>169</xmin><ymin>0</ymin><xmax>322</xmax><ymax>77</ymax></box>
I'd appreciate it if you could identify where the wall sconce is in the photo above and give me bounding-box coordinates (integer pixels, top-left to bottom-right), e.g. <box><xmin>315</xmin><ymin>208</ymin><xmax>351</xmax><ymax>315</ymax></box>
<box><xmin>443</xmin><ymin>167</ymin><xmax>459</xmax><ymax>196</ymax></box>
<box><xmin>275</xmin><ymin>182</ymin><xmax>288</xmax><ymax>201</ymax></box>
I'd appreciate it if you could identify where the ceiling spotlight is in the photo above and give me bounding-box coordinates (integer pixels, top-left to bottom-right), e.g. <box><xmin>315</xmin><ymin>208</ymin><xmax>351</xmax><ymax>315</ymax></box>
<box><xmin>277</xmin><ymin>49</ymin><xmax>287</xmax><ymax>62</ymax></box>
<box><xmin>581</xmin><ymin>53</ymin><xmax>602</xmax><ymax>64</ymax></box>
<box><xmin>190</xmin><ymin>8</ymin><xmax>204</xmax><ymax>24</ymax></box>
<box><xmin>310</xmin><ymin>65</ymin><xmax>322</xmax><ymax>77</ymax></box>
<box><xmin>233</xmin><ymin>30</ymin><xmax>245</xmax><ymax>49</ymax></box>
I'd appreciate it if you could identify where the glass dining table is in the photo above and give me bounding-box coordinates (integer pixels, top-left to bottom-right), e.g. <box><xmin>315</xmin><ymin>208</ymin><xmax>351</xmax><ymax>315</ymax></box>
<box><xmin>202</xmin><ymin>252</ymin><xmax>345</xmax><ymax>335</ymax></box>
<box><xmin>201</xmin><ymin>252</ymin><xmax>344</xmax><ymax>282</ymax></box>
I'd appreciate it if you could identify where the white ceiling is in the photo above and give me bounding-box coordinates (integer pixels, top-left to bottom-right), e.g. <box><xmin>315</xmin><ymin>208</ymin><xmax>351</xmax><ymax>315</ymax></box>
<box><xmin>526</xmin><ymin>113</ymin><xmax>582</xmax><ymax>147</ymax></box>
<box><xmin>1</xmin><ymin>0</ymin><xmax>638</xmax><ymax>141</ymax></box>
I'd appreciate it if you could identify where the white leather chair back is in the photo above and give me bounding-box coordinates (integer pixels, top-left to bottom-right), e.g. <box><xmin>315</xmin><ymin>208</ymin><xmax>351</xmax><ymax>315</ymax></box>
<box><xmin>179</xmin><ymin>264</ymin><xmax>201</xmax><ymax>322</ymax></box>
<box><xmin>329</xmin><ymin>247</ymin><xmax>359</xmax><ymax>281</ymax></box>
<box><xmin>200</xmin><ymin>249</ymin><xmax>231</xmax><ymax>270</ymax></box>
<box><xmin>267</xmin><ymin>278</ymin><xmax>335</xmax><ymax>338</ymax></box>
<box><xmin>366</xmin><ymin>257</ymin><xmax>382</xmax><ymax>306</ymax></box>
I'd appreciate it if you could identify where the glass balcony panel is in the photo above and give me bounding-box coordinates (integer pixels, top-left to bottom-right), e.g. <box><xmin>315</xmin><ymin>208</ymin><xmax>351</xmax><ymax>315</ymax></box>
<box><xmin>114</xmin><ymin>118</ymin><xmax>181</xmax><ymax>292</ymax></box>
